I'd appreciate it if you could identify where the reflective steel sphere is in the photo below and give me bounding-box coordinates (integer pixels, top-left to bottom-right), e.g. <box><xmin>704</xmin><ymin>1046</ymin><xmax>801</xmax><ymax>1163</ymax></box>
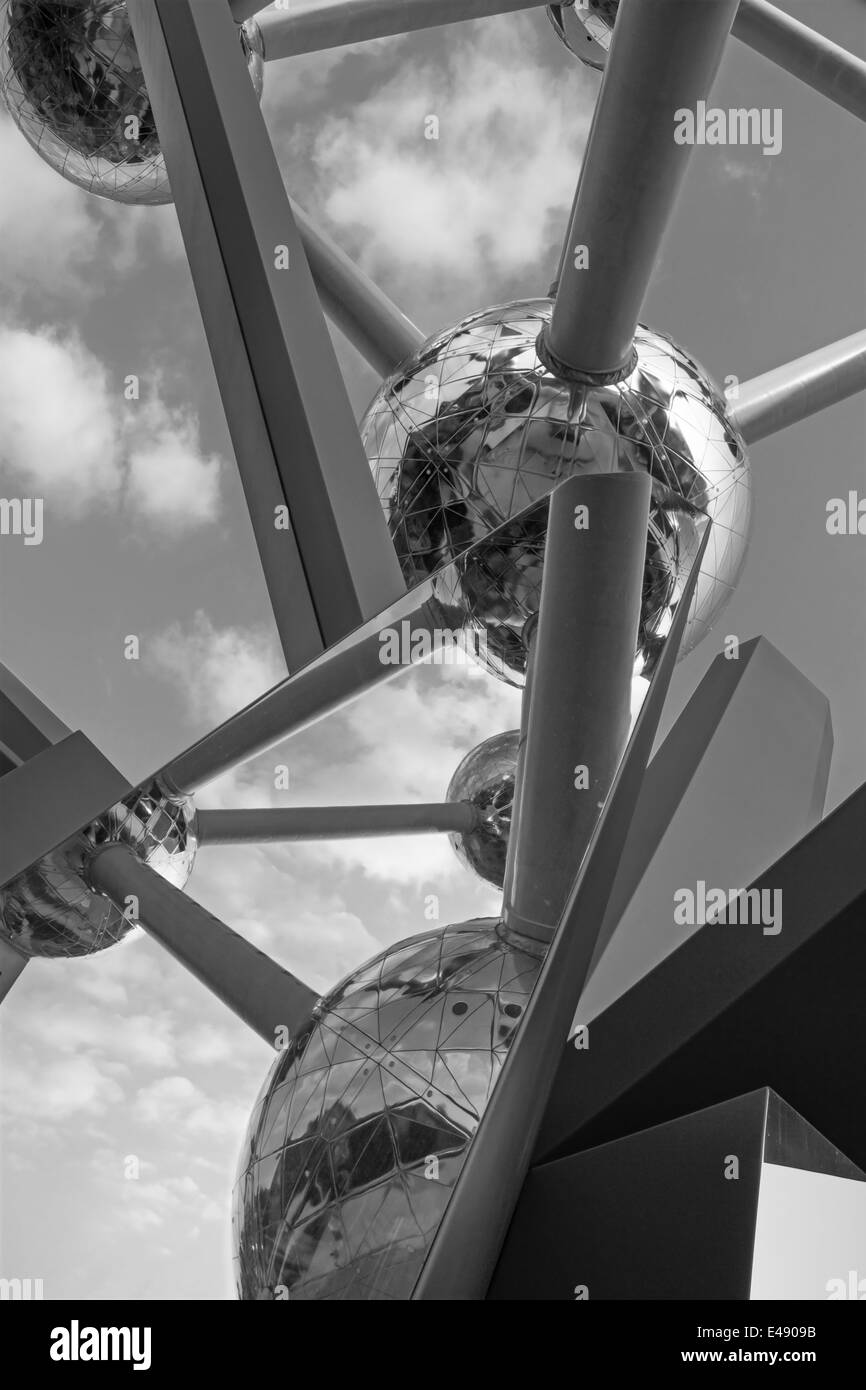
<box><xmin>547</xmin><ymin>1</ymin><xmax>617</xmax><ymax>69</ymax></box>
<box><xmin>446</xmin><ymin>731</ymin><xmax>518</xmax><ymax>888</ymax></box>
<box><xmin>0</xmin><ymin>1</ymin><xmax>264</xmax><ymax>204</ymax></box>
<box><xmin>0</xmin><ymin>776</ymin><xmax>196</xmax><ymax>958</ymax></box>
<box><xmin>233</xmin><ymin>918</ymin><xmax>543</xmax><ymax>1300</ymax></box>
<box><xmin>362</xmin><ymin>299</ymin><xmax>751</xmax><ymax>687</ymax></box>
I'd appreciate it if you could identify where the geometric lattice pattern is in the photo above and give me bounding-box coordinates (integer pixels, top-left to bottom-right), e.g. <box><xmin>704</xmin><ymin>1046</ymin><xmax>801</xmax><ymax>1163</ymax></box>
<box><xmin>361</xmin><ymin>299</ymin><xmax>752</xmax><ymax>686</ymax></box>
<box><xmin>0</xmin><ymin>776</ymin><xmax>196</xmax><ymax>957</ymax></box>
<box><xmin>0</xmin><ymin>0</ymin><xmax>263</xmax><ymax>205</ymax></box>
<box><xmin>233</xmin><ymin>920</ymin><xmax>544</xmax><ymax>1300</ymax></box>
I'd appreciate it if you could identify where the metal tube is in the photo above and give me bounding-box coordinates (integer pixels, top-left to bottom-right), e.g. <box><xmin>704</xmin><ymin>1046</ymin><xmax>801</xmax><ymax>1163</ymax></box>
<box><xmin>292</xmin><ymin>201</ymin><xmax>425</xmax><ymax>375</ymax></box>
<box><xmin>729</xmin><ymin>329</ymin><xmax>866</xmax><ymax>444</ymax></box>
<box><xmin>734</xmin><ymin>0</ymin><xmax>866</xmax><ymax>124</ymax></box>
<box><xmin>128</xmin><ymin>0</ymin><xmax>404</xmax><ymax>675</ymax></box>
<box><xmin>197</xmin><ymin>802</ymin><xmax>477</xmax><ymax>844</ymax></box>
<box><xmin>544</xmin><ymin>0</ymin><xmax>740</xmax><ymax>380</ymax></box>
<box><xmin>502</xmin><ymin>472</ymin><xmax>650</xmax><ymax>944</ymax></box>
<box><xmin>258</xmin><ymin>0</ymin><xmax>548</xmax><ymax>61</ymax></box>
<box><xmin>229</xmin><ymin>0</ymin><xmax>265</xmax><ymax>22</ymax></box>
<box><xmin>412</xmin><ymin>518</ymin><xmax>712</xmax><ymax>1300</ymax></box>
<box><xmin>88</xmin><ymin>844</ymin><xmax>318</xmax><ymax>1047</ymax></box>
<box><xmin>162</xmin><ymin>497</ymin><xmax>545</xmax><ymax>795</ymax></box>
<box><xmin>499</xmin><ymin>616</ymin><xmax>537</xmax><ymax>912</ymax></box>
<box><xmin>162</xmin><ymin>592</ymin><xmax>441</xmax><ymax>795</ymax></box>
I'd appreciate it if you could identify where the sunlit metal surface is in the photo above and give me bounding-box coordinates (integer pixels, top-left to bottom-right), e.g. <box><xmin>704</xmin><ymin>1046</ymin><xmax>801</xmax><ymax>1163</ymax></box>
<box><xmin>0</xmin><ymin>777</ymin><xmax>196</xmax><ymax>957</ymax></box>
<box><xmin>0</xmin><ymin>0</ymin><xmax>263</xmax><ymax>204</ymax></box>
<box><xmin>446</xmin><ymin>732</ymin><xmax>518</xmax><ymax>888</ymax></box>
<box><xmin>233</xmin><ymin>919</ymin><xmax>543</xmax><ymax>1300</ymax></box>
<box><xmin>547</xmin><ymin>0</ymin><xmax>617</xmax><ymax>70</ymax></box>
<box><xmin>362</xmin><ymin>299</ymin><xmax>752</xmax><ymax>687</ymax></box>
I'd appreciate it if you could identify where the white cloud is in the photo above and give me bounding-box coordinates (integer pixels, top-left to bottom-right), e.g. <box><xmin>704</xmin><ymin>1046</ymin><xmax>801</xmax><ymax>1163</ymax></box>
<box><xmin>0</xmin><ymin>325</ymin><xmax>222</xmax><ymax>530</ymax></box>
<box><xmin>0</xmin><ymin>116</ymin><xmax>96</xmax><ymax>304</ymax></box>
<box><xmin>148</xmin><ymin>612</ymin><xmax>284</xmax><ymax>725</ymax></box>
<box><xmin>0</xmin><ymin>326</ymin><xmax>119</xmax><ymax>507</ymax></box>
<box><xmin>296</xmin><ymin>15</ymin><xmax>593</xmax><ymax>292</ymax></box>
<box><xmin>126</xmin><ymin>414</ymin><xmax>221</xmax><ymax>530</ymax></box>
<box><xmin>0</xmin><ymin>114</ymin><xmax>183</xmax><ymax>306</ymax></box>
<box><xmin>1</xmin><ymin>1053</ymin><xmax>124</xmax><ymax>1122</ymax></box>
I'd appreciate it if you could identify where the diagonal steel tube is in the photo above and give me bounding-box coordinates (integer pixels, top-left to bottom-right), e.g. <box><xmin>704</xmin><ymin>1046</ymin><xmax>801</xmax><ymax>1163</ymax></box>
<box><xmin>229</xmin><ymin>1</ymin><xmax>266</xmax><ymax>21</ymax></box>
<box><xmin>543</xmin><ymin>0</ymin><xmax>740</xmax><ymax>380</ymax></box>
<box><xmin>292</xmin><ymin>200</ymin><xmax>425</xmax><ymax>375</ymax></box>
<box><xmin>729</xmin><ymin>329</ymin><xmax>866</xmax><ymax>444</ymax></box>
<box><xmin>128</xmin><ymin>0</ymin><xmax>405</xmax><ymax>675</ymax></box>
<box><xmin>734</xmin><ymin>0</ymin><xmax>866</xmax><ymax>124</ymax></box>
<box><xmin>257</xmin><ymin>0</ymin><xmax>549</xmax><ymax>60</ymax></box>
<box><xmin>412</xmin><ymin>516</ymin><xmax>711</xmax><ymax>1300</ymax></box>
<box><xmin>196</xmin><ymin>802</ymin><xmax>477</xmax><ymax>844</ymax></box>
<box><xmin>161</xmin><ymin>497</ymin><xmax>545</xmax><ymax>795</ymax></box>
<box><xmin>88</xmin><ymin>844</ymin><xmax>318</xmax><ymax>1046</ymax></box>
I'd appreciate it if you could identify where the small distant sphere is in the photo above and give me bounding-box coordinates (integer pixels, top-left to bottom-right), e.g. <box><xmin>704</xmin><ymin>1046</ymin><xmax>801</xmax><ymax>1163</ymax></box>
<box><xmin>233</xmin><ymin>918</ymin><xmax>543</xmax><ymax>1301</ymax></box>
<box><xmin>0</xmin><ymin>777</ymin><xmax>196</xmax><ymax>958</ymax></box>
<box><xmin>547</xmin><ymin>1</ymin><xmax>618</xmax><ymax>69</ymax></box>
<box><xmin>0</xmin><ymin>1</ymin><xmax>264</xmax><ymax>205</ymax></box>
<box><xmin>361</xmin><ymin>298</ymin><xmax>751</xmax><ymax>688</ymax></box>
<box><xmin>446</xmin><ymin>731</ymin><xmax>519</xmax><ymax>888</ymax></box>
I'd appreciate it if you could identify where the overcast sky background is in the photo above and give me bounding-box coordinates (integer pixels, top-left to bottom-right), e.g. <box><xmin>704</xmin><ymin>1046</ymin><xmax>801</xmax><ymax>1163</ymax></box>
<box><xmin>1</xmin><ymin>0</ymin><xmax>864</xmax><ymax>1300</ymax></box>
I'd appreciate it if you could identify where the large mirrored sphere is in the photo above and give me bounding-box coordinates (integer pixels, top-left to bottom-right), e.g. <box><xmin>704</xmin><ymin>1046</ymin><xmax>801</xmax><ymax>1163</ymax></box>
<box><xmin>233</xmin><ymin>918</ymin><xmax>543</xmax><ymax>1300</ymax></box>
<box><xmin>0</xmin><ymin>0</ymin><xmax>264</xmax><ymax>204</ymax></box>
<box><xmin>446</xmin><ymin>731</ymin><xmax>518</xmax><ymax>888</ymax></box>
<box><xmin>547</xmin><ymin>1</ymin><xmax>618</xmax><ymax>69</ymax></box>
<box><xmin>0</xmin><ymin>776</ymin><xmax>196</xmax><ymax>958</ymax></box>
<box><xmin>362</xmin><ymin>299</ymin><xmax>751</xmax><ymax>687</ymax></box>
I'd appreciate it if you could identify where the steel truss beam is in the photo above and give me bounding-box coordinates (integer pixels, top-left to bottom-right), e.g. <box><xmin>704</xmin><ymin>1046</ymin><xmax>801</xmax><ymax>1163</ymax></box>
<box><xmin>128</xmin><ymin>0</ymin><xmax>405</xmax><ymax>675</ymax></box>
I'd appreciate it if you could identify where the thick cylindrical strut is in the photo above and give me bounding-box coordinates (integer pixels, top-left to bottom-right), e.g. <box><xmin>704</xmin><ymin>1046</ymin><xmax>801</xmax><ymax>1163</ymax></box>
<box><xmin>544</xmin><ymin>0</ymin><xmax>740</xmax><ymax>380</ymax></box>
<box><xmin>502</xmin><ymin>471</ymin><xmax>651</xmax><ymax>943</ymax></box>
<box><xmin>730</xmin><ymin>329</ymin><xmax>866</xmax><ymax>444</ymax></box>
<box><xmin>196</xmin><ymin>802</ymin><xmax>477</xmax><ymax>844</ymax></box>
<box><xmin>88</xmin><ymin>844</ymin><xmax>318</xmax><ymax>1046</ymax></box>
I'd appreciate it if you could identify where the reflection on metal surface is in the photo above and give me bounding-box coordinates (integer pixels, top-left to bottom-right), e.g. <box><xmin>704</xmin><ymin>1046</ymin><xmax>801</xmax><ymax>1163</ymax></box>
<box><xmin>0</xmin><ymin>0</ymin><xmax>264</xmax><ymax>203</ymax></box>
<box><xmin>547</xmin><ymin>0</ymin><xmax>618</xmax><ymax>70</ymax></box>
<box><xmin>233</xmin><ymin>919</ymin><xmax>543</xmax><ymax>1300</ymax></box>
<box><xmin>0</xmin><ymin>777</ymin><xmax>196</xmax><ymax>957</ymax></box>
<box><xmin>362</xmin><ymin>299</ymin><xmax>752</xmax><ymax>687</ymax></box>
<box><xmin>446</xmin><ymin>731</ymin><xmax>518</xmax><ymax>888</ymax></box>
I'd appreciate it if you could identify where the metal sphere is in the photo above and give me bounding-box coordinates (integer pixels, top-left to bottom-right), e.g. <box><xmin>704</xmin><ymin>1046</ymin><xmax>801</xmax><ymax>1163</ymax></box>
<box><xmin>0</xmin><ymin>1</ymin><xmax>264</xmax><ymax>205</ymax></box>
<box><xmin>0</xmin><ymin>776</ymin><xmax>196</xmax><ymax>958</ymax></box>
<box><xmin>547</xmin><ymin>1</ymin><xmax>618</xmax><ymax>70</ymax></box>
<box><xmin>233</xmin><ymin>918</ymin><xmax>543</xmax><ymax>1300</ymax></box>
<box><xmin>446</xmin><ymin>731</ymin><xmax>519</xmax><ymax>888</ymax></box>
<box><xmin>362</xmin><ymin>298</ymin><xmax>752</xmax><ymax>687</ymax></box>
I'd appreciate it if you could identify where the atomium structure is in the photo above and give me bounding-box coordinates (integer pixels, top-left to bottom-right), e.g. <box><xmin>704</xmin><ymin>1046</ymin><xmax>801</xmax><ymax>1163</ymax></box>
<box><xmin>0</xmin><ymin>0</ymin><xmax>263</xmax><ymax>203</ymax></box>
<box><xmin>1</xmin><ymin>0</ymin><xmax>866</xmax><ymax>1305</ymax></box>
<box><xmin>363</xmin><ymin>305</ymin><xmax>750</xmax><ymax>685</ymax></box>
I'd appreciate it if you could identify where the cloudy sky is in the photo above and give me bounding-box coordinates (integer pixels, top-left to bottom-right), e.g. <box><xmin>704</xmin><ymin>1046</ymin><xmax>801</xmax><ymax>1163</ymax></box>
<box><xmin>1</xmin><ymin>1</ymin><xmax>864</xmax><ymax>1300</ymax></box>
